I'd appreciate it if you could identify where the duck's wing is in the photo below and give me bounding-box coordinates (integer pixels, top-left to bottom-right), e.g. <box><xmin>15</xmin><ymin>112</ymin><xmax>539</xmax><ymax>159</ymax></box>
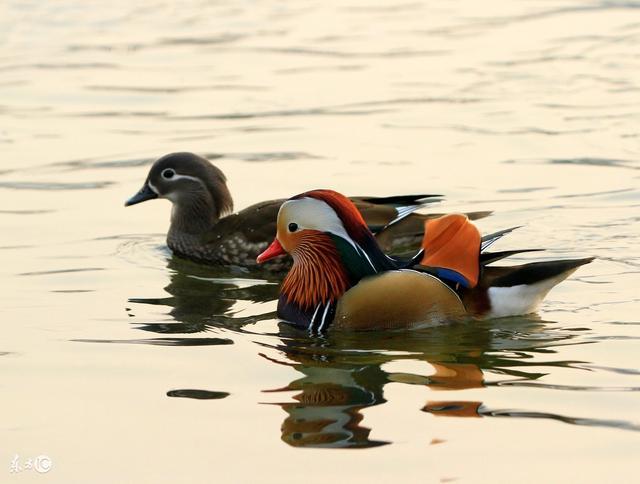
<box><xmin>356</xmin><ymin>194</ymin><xmax>442</xmax><ymax>207</ymax></box>
<box><xmin>354</xmin><ymin>194</ymin><xmax>491</xmax><ymax>254</ymax></box>
<box><xmin>202</xmin><ymin>199</ymin><xmax>285</xmax><ymax>268</ymax></box>
<box><xmin>351</xmin><ymin>194</ymin><xmax>440</xmax><ymax>233</ymax></box>
<box><xmin>373</xmin><ymin>210</ymin><xmax>492</xmax><ymax>255</ymax></box>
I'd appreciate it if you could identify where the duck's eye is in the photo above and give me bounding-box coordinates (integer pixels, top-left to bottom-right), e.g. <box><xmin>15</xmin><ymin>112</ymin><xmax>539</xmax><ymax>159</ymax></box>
<box><xmin>162</xmin><ymin>168</ymin><xmax>175</xmax><ymax>180</ymax></box>
<box><xmin>288</xmin><ymin>222</ymin><xmax>298</xmax><ymax>232</ymax></box>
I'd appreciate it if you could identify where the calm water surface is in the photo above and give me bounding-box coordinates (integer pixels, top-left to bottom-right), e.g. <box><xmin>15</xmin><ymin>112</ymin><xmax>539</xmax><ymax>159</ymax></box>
<box><xmin>1</xmin><ymin>1</ymin><xmax>639</xmax><ymax>482</ymax></box>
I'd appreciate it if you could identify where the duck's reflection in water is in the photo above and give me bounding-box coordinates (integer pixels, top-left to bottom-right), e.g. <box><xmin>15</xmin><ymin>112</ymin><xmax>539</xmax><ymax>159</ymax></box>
<box><xmin>130</xmin><ymin>255</ymin><xmax>280</xmax><ymax>335</ymax></box>
<box><xmin>260</xmin><ymin>319</ymin><xmax>585</xmax><ymax>448</ymax></box>
<box><xmin>127</xmin><ymin>255</ymin><xmax>280</xmax><ymax>398</ymax></box>
<box><xmin>128</xmin><ymin>256</ymin><xmax>638</xmax><ymax>442</ymax></box>
<box><xmin>262</xmin><ymin>350</ymin><xmax>390</xmax><ymax>448</ymax></box>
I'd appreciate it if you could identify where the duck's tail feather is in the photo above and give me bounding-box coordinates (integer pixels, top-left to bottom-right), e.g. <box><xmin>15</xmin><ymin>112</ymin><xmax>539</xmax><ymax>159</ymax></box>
<box><xmin>480</xmin><ymin>248</ymin><xmax>545</xmax><ymax>265</ymax></box>
<box><xmin>360</xmin><ymin>194</ymin><xmax>442</xmax><ymax>207</ymax></box>
<box><xmin>481</xmin><ymin>226</ymin><xmax>522</xmax><ymax>251</ymax></box>
<box><xmin>481</xmin><ymin>257</ymin><xmax>594</xmax><ymax>318</ymax></box>
<box><xmin>487</xmin><ymin>257</ymin><xmax>594</xmax><ymax>287</ymax></box>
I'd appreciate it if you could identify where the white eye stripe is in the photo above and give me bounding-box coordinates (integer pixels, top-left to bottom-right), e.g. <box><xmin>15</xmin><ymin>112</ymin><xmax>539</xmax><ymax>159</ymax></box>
<box><xmin>149</xmin><ymin>173</ymin><xmax>204</xmax><ymax>201</ymax></box>
<box><xmin>165</xmin><ymin>173</ymin><xmax>203</xmax><ymax>184</ymax></box>
<box><xmin>279</xmin><ymin>198</ymin><xmax>358</xmax><ymax>250</ymax></box>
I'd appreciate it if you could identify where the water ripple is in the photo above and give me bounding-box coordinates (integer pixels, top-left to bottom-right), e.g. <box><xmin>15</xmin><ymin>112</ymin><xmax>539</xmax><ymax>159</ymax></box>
<box><xmin>0</xmin><ymin>181</ymin><xmax>114</xmax><ymax>190</ymax></box>
<box><xmin>19</xmin><ymin>267</ymin><xmax>105</xmax><ymax>277</ymax></box>
<box><xmin>73</xmin><ymin>337</ymin><xmax>234</xmax><ymax>347</ymax></box>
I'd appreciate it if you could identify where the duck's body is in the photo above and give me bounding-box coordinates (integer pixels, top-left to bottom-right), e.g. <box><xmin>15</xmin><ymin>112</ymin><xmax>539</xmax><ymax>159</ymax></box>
<box><xmin>257</xmin><ymin>189</ymin><xmax>593</xmax><ymax>331</ymax></box>
<box><xmin>125</xmin><ymin>153</ymin><xmax>470</xmax><ymax>270</ymax></box>
<box><xmin>331</xmin><ymin>270</ymin><xmax>467</xmax><ymax>330</ymax></box>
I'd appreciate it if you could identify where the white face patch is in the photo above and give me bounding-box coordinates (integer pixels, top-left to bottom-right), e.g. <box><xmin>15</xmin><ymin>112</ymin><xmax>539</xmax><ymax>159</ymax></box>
<box><xmin>147</xmin><ymin>180</ymin><xmax>160</xmax><ymax>195</ymax></box>
<box><xmin>278</xmin><ymin>197</ymin><xmax>356</xmax><ymax>247</ymax></box>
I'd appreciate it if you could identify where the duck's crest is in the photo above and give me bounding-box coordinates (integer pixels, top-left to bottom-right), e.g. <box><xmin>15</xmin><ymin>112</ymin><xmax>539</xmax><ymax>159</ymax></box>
<box><xmin>294</xmin><ymin>190</ymin><xmax>371</xmax><ymax>245</ymax></box>
<box><xmin>292</xmin><ymin>189</ymin><xmax>398</xmax><ymax>278</ymax></box>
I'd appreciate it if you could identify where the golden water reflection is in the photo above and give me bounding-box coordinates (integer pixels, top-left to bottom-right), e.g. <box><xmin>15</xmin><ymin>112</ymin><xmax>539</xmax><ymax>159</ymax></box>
<box><xmin>129</xmin><ymin>253</ymin><xmax>639</xmax><ymax>450</ymax></box>
<box><xmin>259</xmin><ymin>321</ymin><xmax>581</xmax><ymax>448</ymax></box>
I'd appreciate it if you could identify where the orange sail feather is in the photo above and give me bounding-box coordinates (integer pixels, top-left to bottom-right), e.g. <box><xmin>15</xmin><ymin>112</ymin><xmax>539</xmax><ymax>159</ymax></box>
<box><xmin>420</xmin><ymin>214</ymin><xmax>481</xmax><ymax>288</ymax></box>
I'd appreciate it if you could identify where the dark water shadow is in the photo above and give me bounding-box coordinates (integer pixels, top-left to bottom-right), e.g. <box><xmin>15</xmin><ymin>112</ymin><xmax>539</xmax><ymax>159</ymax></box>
<box><xmin>167</xmin><ymin>389</ymin><xmax>230</xmax><ymax>400</ymax></box>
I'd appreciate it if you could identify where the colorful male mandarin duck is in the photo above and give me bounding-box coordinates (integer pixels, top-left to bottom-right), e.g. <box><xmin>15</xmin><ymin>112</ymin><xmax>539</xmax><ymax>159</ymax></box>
<box><xmin>256</xmin><ymin>189</ymin><xmax>593</xmax><ymax>331</ymax></box>
<box><xmin>125</xmin><ymin>152</ymin><xmax>481</xmax><ymax>271</ymax></box>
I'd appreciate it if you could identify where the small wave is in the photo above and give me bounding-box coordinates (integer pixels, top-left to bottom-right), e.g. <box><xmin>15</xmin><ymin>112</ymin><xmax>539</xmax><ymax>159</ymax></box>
<box><xmin>497</xmin><ymin>381</ymin><xmax>640</xmax><ymax>392</ymax></box>
<box><xmin>73</xmin><ymin>337</ymin><xmax>234</xmax><ymax>346</ymax></box>
<box><xmin>85</xmin><ymin>83</ymin><xmax>266</xmax><ymax>93</ymax></box>
<box><xmin>478</xmin><ymin>407</ymin><xmax>640</xmax><ymax>432</ymax></box>
<box><xmin>70</xmin><ymin>110</ymin><xmax>167</xmax><ymax>118</ymax></box>
<box><xmin>505</xmin><ymin>157</ymin><xmax>639</xmax><ymax>170</ymax></box>
<box><xmin>251</xmin><ymin>46</ymin><xmax>446</xmax><ymax>59</ymax></box>
<box><xmin>0</xmin><ymin>181</ymin><xmax>114</xmax><ymax>190</ymax></box>
<box><xmin>218</xmin><ymin>151</ymin><xmax>322</xmax><ymax>162</ymax></box>
<box><xmin>0</xmin><ymin>62</ymin><xmax>118</xmax><ymax>72</ymax></box>
<box><xmin>51</xmin><ymin>289</ymin><xmax>95</xmax><ymax>293</ymax></box>
<box><xmin>159</xmin><ymin>33</ymin><xmax>245</xmax><ymax>46</ymax></box>
<box><xmin>113</xmin><ymin>235</ymin><xmax>170</xmax><ymax>270</ymax></box>
<box><xmin>19</xmin><ymin>267</ymin><xmax>105</xmax><ymax>276</ymax></box>
<box><xmin>46</xmin><ymin>155</ymin><xmax>154</xmax><ymax>172</ymax></box>
<box><xmin>0</xmin><ymin>209</ymin><xmax>56</xmax><ymax>214</ymax></box>
<box><xmin>550</xmin><ymin>158</ymin><xmax>639</xmax><ymax>170</ymax></box>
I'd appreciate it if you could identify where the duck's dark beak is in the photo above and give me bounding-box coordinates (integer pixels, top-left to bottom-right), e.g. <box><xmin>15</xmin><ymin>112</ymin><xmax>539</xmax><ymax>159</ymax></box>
<box><xmin>125</xmin><ymin>182</ymin><xmax>158</xmax><ymax>207</ymax></box>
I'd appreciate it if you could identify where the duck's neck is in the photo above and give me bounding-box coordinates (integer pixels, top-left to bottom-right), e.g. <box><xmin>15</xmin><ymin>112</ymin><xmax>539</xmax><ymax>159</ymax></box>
<box><xmin>277</xmin><ymin>232</ymin><xmax>402</xmax><ymax>331</ymax></box>
<box><xmin>168</xmin><ymin>192</ymin><xmax>219</xmax><ymax>238</ymax></box>
<box><xmin>279</xmin><ymin>234</ymin><xmax>351</xmax><ymax>330</ymax></box>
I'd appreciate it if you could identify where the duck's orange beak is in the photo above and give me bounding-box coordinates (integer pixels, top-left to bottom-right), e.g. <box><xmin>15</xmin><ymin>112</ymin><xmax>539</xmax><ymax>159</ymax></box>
<box><xmin>257</xmin><ymin>238</ymin><xmax>286</xmax><ymax>264</ymax></box>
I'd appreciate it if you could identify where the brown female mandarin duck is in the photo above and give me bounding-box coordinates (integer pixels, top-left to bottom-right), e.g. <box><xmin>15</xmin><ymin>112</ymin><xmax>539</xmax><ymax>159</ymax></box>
<box><xmin>257</xmin><ymin>189</ymin><xmax>593</xmax><ymax>332</ymax></box>
<box><xmin>124</xmin><ymin>152</ymin><xmax>459</xmax><ymax>271</ymax></box>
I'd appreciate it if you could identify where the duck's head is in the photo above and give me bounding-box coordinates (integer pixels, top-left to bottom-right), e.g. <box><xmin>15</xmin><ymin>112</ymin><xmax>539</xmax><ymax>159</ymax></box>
<box><xmin>257</xmin><ymin>190</ymin><xmax>371</xmax><ymax>263</ymax></box>
<box><xmin>257</xmin><ymin>190</ymin><xmax>395</xmax><ymax>309</ymax></box>
<box><xmin>124</xmin><ymin>152</ymin><xmax>233</xmax><ymax>219</ymax></box>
